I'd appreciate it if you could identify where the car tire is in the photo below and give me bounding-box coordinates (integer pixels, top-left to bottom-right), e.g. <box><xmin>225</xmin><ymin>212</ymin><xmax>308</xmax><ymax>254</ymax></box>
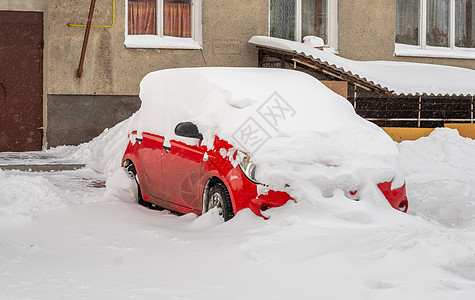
<box><xmin>123</xmin><ymin>160</ymin><xmax>146</xmax><ymax>206</ymax></box>
<box><xmin>205</xmin><ymin>183</ymin><xmax>234</xmax><ymax>221</ymax></box>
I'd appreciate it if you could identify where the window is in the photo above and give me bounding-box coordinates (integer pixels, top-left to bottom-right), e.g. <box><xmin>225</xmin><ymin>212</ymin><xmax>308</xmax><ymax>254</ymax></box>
<box><xmin>455</xmin><ymin>0</ymin><xmax>474</xmax><ymax>47</ymax></box>
<box><xmin>396</xmin><ymin>0</ymin><xmax>475</xmax><ymax>58</ymax></box>
<box><xmin>269</xmin><ymin>0</ymin><xmax>338</xmax><ymax>50</ymax></box>
<box><xmin>125</xmin><ymin>0</ymin><xmax>202</xmax><ymax>49</ymax></box>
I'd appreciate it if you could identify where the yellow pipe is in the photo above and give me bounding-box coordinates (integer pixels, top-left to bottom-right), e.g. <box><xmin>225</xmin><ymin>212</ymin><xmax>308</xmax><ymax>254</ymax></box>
<box><xmin>68</xmin><ymin>0</ymin><xmax>115</xmax><ymax>28</ymax></box>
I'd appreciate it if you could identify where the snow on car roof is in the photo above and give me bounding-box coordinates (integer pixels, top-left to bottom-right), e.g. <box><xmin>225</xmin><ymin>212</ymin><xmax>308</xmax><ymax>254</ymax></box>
<box><xmin>134</xmin><ymin>67</ymin><xmax>368</xmax><ymax>142</ymax></box>
<box><xmin>131</xmin><ymin>67</ymin><xmax>404</xmax><ymax>193</ymax></box>
<box><xmin>249</xmin><ymin>36</ymin><xmax>475</xmax><ymax>97</ymax></box>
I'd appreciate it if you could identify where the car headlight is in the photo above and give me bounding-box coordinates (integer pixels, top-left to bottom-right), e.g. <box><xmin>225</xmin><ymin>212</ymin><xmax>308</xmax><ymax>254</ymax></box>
<box><xmin>238</xmin><ymin>152</ymin><xmax>259</xmax><ymax>183</ymax></box>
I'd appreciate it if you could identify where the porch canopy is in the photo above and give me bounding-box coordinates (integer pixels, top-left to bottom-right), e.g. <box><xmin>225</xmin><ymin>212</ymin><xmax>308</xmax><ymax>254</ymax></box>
<box><xmin>249</xmin><ymin>36</ymin><xmax>475</xmax><ymax>97</ymax></box>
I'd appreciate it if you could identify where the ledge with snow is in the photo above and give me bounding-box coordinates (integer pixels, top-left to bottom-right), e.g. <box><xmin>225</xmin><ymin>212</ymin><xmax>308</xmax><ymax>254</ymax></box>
<box><xmin>249</xmin><ymin>36</ymin><xmax>475</xmax><ymax>97</ymax></box>
<box><xmin>249</xmin><ymin>36</ymin><xmax>475</xmax><ymax>130</ymax></box>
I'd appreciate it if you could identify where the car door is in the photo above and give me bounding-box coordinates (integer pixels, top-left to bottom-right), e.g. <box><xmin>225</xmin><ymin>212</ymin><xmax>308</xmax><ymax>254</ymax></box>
<box><xmin>135</xmin><ymin>132</ymin><xmax>165</xmax><ymax>205</ymax></box>
<box><xmin>161</xmin><ymin>139</ymin><xmax>205</xmax><ymax>214</ymax></box>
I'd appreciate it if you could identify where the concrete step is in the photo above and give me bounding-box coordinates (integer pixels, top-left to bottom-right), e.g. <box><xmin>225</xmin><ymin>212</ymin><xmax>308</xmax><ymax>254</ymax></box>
<box><xmin>0</xmin><ymin>163</ymin><xmax>86</xmax><ymax>172</ymax></box>
<box><xmin>0</xmin><ymin>150</ymin><xmax>86</xmax><ymax>172</ymax></box>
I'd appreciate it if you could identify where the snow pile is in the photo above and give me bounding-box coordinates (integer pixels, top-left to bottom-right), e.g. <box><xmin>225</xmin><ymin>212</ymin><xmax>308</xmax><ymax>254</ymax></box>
<box><xmin>131</xmin><ymin>68</ymin><xmax>404</xmax><ymax>209</ymax></box>
<box><xmin>0</xmin><ymin>169</ymin><xmax>65</xmax><ymax>218</ymax></box>
<box><xmin>70</xmin><ymin>115</ymin><xmax>136</xmax><ymax>175</ymax></box>
<box><xmin>249</xmin><ymin>36</ymin><xmax>475</xmax><ymax>96</ymax></box>
<box><xmin>2</xmin><ymin>114</ymin><xmax>475</xmax><ymax>298</ymax></box>
<box><xmin>103</xmin><ymin>168</ymin><xmax>138</xmax><ymax>203</ymax></box>
<box><xmin>0</xmin><ymin>168</ymin><xmax>107</xmax><ymax>220</ymax></box>
<box><xmin>398</xmin><ymin>128</ymin><xmax>475</xmax><ymax>228</ymax></box>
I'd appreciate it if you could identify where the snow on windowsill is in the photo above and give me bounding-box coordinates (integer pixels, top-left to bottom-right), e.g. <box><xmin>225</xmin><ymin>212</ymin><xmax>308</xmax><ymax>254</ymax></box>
<box><xmin>323</xmin><ymin>46</ymin><xmax>338</xmax><ymax>54</ymax></box>
<box><xmin>124</xmin><ymin>35</ymin><xmax>202</xmax><ymax>50</ymax></box>
<box><xmin>395</xmin><ymin>43</ymin><xmax>475</xmax><ymax>60</ymax></box>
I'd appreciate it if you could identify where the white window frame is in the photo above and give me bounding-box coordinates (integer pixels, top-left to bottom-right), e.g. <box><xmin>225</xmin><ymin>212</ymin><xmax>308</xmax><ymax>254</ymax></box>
<box><xmin>269</xmin><ymin>0</ymin><xmax>339</xmax><ymax>52</ymax></box>
<box><xmin>395</xmin><ymin>0</ymin><xmax>475</xmax><ymax>59</ymax></box>
<box><xmin>124</xmin><ymin>0</ymin><xmax>202</xmax><ymax>49</ymax></box>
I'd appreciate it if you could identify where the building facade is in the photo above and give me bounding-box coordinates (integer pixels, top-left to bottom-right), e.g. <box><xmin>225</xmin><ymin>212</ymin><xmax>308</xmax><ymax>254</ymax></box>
<box><xmin>1</xmin><ymin>0</ymin><xmax>474</xmax><ymax>150</ymax></box>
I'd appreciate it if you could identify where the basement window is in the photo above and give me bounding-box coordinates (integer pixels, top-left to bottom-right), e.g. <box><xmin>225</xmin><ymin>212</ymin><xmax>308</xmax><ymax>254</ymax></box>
<box><xmin>124</xmin><ymin>0</ymin><xmax>202</xmax><ymax>49</ymax></box>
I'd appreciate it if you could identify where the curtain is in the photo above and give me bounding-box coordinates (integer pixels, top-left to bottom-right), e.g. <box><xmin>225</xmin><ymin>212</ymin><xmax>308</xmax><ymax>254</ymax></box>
<box><xmin>427</xmin><ymin>0</ymin><xmax>449</xmax><ymax>47</ymax></box>
<box><xmin>128</xmin><ymin>0</ymin><xmax>157</xmax><ymax>35</ymax></box>
<box><xmin>455</xmin><ymin>0</ymin><xmax>474</xmax><ymax>47</ymax></box>
<box><xmin>396</xmin><ymin>0</ymin><xmax>420</xmax><ymax>45</ymax></box>
<box><xmin>164</xmin><ymin>0</ymin><xmax>191</xmax><ymax>38</ymax></box>
<box><xmin>302</xmin><ymin>0</ymin><xmax>327</xmax><ymax>43</ymax></box>
<box><xmin>270</xmin><ymin>0</ymin><xmax>296</xmax><ymax>41</ymax></box>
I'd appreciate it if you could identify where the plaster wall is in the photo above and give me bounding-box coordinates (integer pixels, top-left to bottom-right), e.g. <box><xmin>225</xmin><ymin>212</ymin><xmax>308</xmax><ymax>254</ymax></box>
<box><xmin>47</xmin><ymin>0</ymin><xmax>268</xmax><ymax>95</ymax></box>
<box><xmin>338</xmin><ymin>0</ymin><xmax>475</xmax><ymax>70</ymax></box>
<box><xmin>0</xmin><ymin>0</ymin><xmax>47</xmax><ymax>11</ymax></box>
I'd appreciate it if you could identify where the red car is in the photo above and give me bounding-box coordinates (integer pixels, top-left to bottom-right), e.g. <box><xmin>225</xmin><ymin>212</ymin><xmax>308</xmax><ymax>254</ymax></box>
<box><xmin>122</xmin><ymin>68</ymin><xmax>408</xmax><ymax>221</ymax></box>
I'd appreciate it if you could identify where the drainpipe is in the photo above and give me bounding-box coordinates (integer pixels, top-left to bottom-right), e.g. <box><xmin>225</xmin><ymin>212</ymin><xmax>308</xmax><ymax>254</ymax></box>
<box><xmin>77</xmin><ymin>0</ymin><xmax>97</xmax><ymax>78</ymax></box>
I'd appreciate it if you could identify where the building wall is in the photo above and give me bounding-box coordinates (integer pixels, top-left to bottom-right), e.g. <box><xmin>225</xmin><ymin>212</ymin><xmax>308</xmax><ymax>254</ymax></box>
<box><xmin>47</xmin><ymin>0</ymin><xmax>268</xmax><ymax>95</ymax></box>
<box><xmin>0</xmin><ymin>0</ymin><xmax>47</xmax><ymax>11</ymax></box>
<box><xmin>46</xmin><ymin>0</ymin><xmax>268</xmax><ymax>146</ymax></box>
<box><xmin>338</xmin><ymin>0</ymin><xmax>475</xmax><ymax>70</ymax></box>
<box><xmin>12</xmin><ymin>0</ymin><xmax>475</xmax><ymax>147</ymax></box>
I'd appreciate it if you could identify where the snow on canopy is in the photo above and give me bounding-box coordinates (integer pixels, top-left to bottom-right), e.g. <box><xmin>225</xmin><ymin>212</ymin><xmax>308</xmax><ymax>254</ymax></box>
<box><xmin>249</xmin><ymin>36</ymin><xmax>475</xmax><ymax>97</ymax></box>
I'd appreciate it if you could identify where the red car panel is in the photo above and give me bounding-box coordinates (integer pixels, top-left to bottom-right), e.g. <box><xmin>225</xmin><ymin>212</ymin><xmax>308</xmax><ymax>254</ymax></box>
<box><xmin>377</xmin><ymin>181</ymin><xmax>409</xmax><ymax>213</ymax></box>
<box><xmin>138</xmin><ymin>133</ymin><xmax>165</xmax><ymax>200</ymax></box>
<box><xmin>123</xmin><ymin>132</ymin><xmax>408</xmax><ymax>219</ymax></box>
<box><xmin>162</xmin><ymin>140</ymin><xmax>205</xmax><ymax>212</ymax></box>
<box><xmin>123</xmin><ymin>134</ymin><xmax>293</xmax><ymax>218</ymax></box>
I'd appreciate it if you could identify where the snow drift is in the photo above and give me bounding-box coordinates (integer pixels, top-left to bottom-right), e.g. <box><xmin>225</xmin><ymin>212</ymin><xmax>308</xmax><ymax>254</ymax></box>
<box><xmin>126</xmin><ymin>67</ymin><xmax>405</xmax><ymax>210</ymax></box>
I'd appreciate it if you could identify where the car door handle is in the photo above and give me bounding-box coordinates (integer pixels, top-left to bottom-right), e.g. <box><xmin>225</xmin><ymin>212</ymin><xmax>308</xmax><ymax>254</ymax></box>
<box><xmin>162</xmin><ymin>145</ymin><xmax>171</xmax><ymax>151</ymax></box>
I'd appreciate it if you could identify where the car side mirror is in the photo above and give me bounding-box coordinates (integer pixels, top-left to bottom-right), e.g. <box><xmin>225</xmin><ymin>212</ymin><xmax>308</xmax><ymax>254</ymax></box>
<box><xmin>175</xmin><ymin>122</ymin><xmax>203</xmax><ymax>140</ymax></box>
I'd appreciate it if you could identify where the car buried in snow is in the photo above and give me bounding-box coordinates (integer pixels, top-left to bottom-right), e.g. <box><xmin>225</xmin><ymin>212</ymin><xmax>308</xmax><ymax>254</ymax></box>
<box><xmin>122</xmin><ymin>68</ymin><xmax>409</xmax><ymax>221</ymax></box>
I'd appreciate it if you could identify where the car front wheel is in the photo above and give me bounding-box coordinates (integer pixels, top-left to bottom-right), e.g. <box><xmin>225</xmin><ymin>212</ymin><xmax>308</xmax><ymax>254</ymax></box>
<box><xmin>123</xmin><ymin>160</ymin><xmax>145</xmax><ymax>205</ymax></box>
<box><xmin>205</xmin><ymin>183</ymin><xmax>234</xmax><ymax>221</ymax></box>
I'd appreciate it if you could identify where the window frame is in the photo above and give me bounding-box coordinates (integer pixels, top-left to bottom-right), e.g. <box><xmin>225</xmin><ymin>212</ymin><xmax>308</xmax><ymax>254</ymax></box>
<box><xmin>395</xmin><ymin>0</ymin><xmax>475</xmax><ymax>59</ymax></box>
<box><xmin>124</xmin><ymin>0</ymin><xmax>202</xmax><ymax>49</ymax></box>
<box><xmin>268</xmin><ymin>0</ymin><xmax>339</xmax><ymax>52</ymax></box>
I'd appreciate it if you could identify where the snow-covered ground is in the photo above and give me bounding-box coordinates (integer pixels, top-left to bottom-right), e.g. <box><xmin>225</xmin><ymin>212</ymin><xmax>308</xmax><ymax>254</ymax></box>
<box><xmin>1</xmin><ymin>127</ymin><xmax>475</xmax><ymax>299</ymax></box>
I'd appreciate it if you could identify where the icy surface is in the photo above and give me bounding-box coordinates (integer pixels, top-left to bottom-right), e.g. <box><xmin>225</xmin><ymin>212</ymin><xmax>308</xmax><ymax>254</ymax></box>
<box><xmin>2</xmin><ymin>68</ymin><xmax>475</xmax><ymax>298</ymax></box>
<box><xmin>249</xmin><ymin>36</ymin><xmax>475</xmax><ymax>96</ymax></box>
<box><xmin>1</xmin><ymin>128</ymin><xmax>475</xmax><ymax>298</ymax></box>
<box><xmin>1</xmin><ymin>126</ymin><xmax>475</xmax><ymax>298</ymax></box>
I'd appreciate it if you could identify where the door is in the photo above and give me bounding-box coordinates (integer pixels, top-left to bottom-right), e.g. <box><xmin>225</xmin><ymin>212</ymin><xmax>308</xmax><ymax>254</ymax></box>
<box><xmin>0</xmin><ymin>11</ymin><xmax>44</xmax><ymax>151</ymax></box>
<box><xmin>162</xmin><ymin>140</ymin><xmax>205</xmax><ymax>214</ymax></box>
<box><xmin>136</xmin><ymin>133</ymin><xmax>165</xmax><ymax>204</ymax></box>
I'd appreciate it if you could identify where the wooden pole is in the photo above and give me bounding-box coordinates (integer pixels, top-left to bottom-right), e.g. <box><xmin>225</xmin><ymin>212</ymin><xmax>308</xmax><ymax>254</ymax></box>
<box><xmin>471</xmin><ymin>96</ymin><xmax>473</xmax><ymax>124</ymax></box>
<box><xmin>77</xmin><ymin>0</ymin><xmax>97</xmax><ymax>78</ymax></box>
<box><xmin>418</xmin><ymin>96</ymin><xmax>422</xmax><ymax>128</ymax></box>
